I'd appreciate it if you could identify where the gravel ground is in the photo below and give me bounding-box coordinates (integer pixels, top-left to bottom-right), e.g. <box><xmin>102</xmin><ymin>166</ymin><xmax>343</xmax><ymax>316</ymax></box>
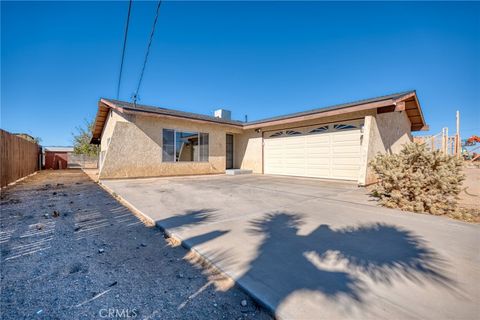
<box><xmin>0</xmin><ymin>170</ymin><xmax>271</xmax><ymax>320</ymax></box>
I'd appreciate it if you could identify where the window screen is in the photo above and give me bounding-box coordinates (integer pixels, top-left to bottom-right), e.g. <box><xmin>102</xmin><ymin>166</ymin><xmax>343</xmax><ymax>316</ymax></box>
<box><xmin>199</xmin><ymin>133</ymin><xmax>209</xmax><ymax>162</ymax></box>
<box><xmin>162</xmin><ymin>129</ymin><xmax>175</xmax><ymax>162</ymax></box>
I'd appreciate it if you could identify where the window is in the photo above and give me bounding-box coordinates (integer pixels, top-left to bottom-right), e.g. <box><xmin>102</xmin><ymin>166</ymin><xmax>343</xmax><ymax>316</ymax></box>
<box><xmin>270</xmin><ymin>131</ymin><xmax>284</xmax><ymax>138</ymax></box>
<box><xmin>285</xmin><ymin>130</ymin><xmax>302</xmax><ymax>136</ymax></box>
<box><xmin>309</xmin><ymin>125</ymin><xmax>329</xmax><ymax>134</ymax></box>
<box><xmin>199</xmin><ymin>133</ymin><xmax>209</xmax><ymax>162</ymax></box>
<box><xmin>333</xmin><ymin>124</ymin><xmax>358</xmax><ymax>131</ymax></box>
<box><xmin>269</xmin><ymin>130</ymin><xmax>302</xmax><ymax>138</ymax></box>
<box><xmin>162</xmin><ymin>129</ymin><xmax>209</xmax><ymax>162</ymax></box>
<box><xmin>162</xmin><ymin>129</ymin><xmax>175</xmax><ymax>162</ymax></box>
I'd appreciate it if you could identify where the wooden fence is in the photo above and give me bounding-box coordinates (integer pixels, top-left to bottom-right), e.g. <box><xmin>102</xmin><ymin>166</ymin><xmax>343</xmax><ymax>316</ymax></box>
<box><xmin>1</xmin><ymin>129</ymin><xmax>41</xmax><ymax>187</ymax></box>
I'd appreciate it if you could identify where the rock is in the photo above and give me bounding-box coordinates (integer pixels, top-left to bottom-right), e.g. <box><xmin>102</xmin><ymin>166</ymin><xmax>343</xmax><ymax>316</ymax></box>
<box><xmin>213</xmin><ymin>303</ymin><xmax>218</xmax><ymax>307</ymax></box>
<box><xmin>52</xmin><ymin>192</ymin><xmax>57</xmax><ymax>195</ymax></box>
<box><xmin>240</xmin><ymin>300</ymin><xmax>247</xmax><ymax>307</ymax></box>
<box><xmin>177</xmin><ymin>273</ymin><xmax>184</xmax><ymax>278</ymax></box>
<box><xmin>52</xmin><ymin>210</ymin><xmax>60</xmax><ymax>217</ymax></box>
<box><xmin>57</xmin><ymin>183</ymin><xmax>64</xmax><ymax>187</ymax></box>
<box><xmin>98</xmin><ymin>248</ymin><xmax>105</xmax><ymax>254</ymax></box>
<box><xmin>43</xmin><ymin>214</ymin><xmax>49</xmax><ymax>219</ymax></box>
<box><xmin>140</xmin><ymin>243</ymin><xmax>147</xmax><ymax>247</ymax></box>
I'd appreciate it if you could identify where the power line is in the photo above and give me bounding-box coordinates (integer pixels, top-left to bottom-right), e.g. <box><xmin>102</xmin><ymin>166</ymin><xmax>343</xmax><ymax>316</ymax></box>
<box><xmin>116</xmin><ymin>0</ymin><xmax>133</xmax><ymax>99</ymax></box>
<box><xmin>133</xmin><ymin>0</ymin><xmax>162</xmax><ymax>105</ymax></box>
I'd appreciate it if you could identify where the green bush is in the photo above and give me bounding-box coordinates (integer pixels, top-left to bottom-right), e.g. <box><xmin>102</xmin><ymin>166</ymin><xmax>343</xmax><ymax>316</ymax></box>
<box><xmin>370</xmin><ymin>143</ymin><xmax>464</xmax><ymax>215</ymax></box>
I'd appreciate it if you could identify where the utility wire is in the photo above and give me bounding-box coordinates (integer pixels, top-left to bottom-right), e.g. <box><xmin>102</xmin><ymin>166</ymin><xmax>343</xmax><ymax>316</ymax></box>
<box><xmin>133</xmin><ymin>0</ymin><xmax>162</xmax><ymax>105</ymax></box>
<box><xmin>116</xmin><ymin>0</ymin><xmax>133</xmax><ymax>100</ymax></box>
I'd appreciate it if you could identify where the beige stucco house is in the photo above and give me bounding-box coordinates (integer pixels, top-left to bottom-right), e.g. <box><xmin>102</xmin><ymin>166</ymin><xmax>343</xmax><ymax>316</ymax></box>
<box><xmin>90</xmin><ymin>90</ymin><xmax>427</xmax><ymax>185</ymax></box>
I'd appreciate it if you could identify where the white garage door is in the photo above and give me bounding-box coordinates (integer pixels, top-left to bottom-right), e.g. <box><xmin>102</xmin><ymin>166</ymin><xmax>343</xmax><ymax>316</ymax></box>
<box><xmin>264</xmin><ymin>121</ymin><xmax>363</xmax><ymax>180</ymax></box>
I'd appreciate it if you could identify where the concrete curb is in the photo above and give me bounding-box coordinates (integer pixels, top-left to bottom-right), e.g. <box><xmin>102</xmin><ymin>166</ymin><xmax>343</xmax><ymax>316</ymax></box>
<box><xmin>96</xmin><ymin>181</ymin><xmax>156</xmax><ymax>227</ymax></box>
<box><xmin>97</xmin><ymin>179</ymin><xmax>277</xmax><ymax>319</ymax></box>
<box><xmin>155</xmin><ymin>222</ymin><xmax>278</xmax><ymax>319</ymax></box>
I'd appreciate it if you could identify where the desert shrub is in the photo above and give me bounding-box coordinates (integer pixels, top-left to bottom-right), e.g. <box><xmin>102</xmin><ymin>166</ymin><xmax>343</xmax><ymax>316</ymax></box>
<box><xmin>370</xmin><ymin>143</ymin><xmax>464</xmax><ymax>215</ymax></box>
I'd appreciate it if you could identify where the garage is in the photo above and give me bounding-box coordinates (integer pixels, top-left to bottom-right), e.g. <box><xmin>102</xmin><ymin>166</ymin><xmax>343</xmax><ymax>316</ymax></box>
<box><xmin>264</xmin><ymin>121</ymin><xmax>363</xmax><ymax>180</ymax></box>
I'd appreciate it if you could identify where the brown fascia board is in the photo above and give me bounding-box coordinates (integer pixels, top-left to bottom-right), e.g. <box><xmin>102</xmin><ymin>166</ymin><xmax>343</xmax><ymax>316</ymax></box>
<box><xmin>392</xmin><ymin>92</ymin><xmax>427</xmax><ymax>131</ymax></box>
<box><xmin>242</xmin><ymin>99</ymin><xmax>395</xmax><ymax>130</ymax></box>
<box><xmin>90</xmin><ymin>101</ymin><xmax>110</xmax><ymax>144</ymax></box>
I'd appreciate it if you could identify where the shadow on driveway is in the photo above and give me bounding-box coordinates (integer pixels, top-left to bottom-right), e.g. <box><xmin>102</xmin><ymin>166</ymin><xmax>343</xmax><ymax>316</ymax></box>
<box><xmin>157</xmin><ymin>210</ymin><xmax>461</xmax><ymax>316</ymax></box>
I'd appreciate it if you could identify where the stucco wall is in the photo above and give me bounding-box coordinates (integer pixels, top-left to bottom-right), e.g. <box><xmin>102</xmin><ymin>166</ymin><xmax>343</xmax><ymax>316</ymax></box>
<box><xmin>234</xmin><ymin>129</ymin><xmax>263</xmax><ymax>173</ymax></box>
<box><xmin>361</xmin><ymin>111</ymin><xmax>413</xmax><ymax>184</ymax></box>
<box><xmin>100</xmin><ymin>109</ymin><xmax>128</xmax><ymax>152</ymax></box>
<box><xmin>99</xmin><ymin>114</ymin><xmax>240</xmax><ymax>179</ymax></box>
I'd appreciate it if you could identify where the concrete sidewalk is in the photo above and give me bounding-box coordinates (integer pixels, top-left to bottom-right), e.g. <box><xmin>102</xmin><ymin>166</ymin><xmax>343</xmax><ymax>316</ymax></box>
<box><xmin>102</xmin><ymin>174</ymin><xmax>480</xmax><ymax>320</ymax></box>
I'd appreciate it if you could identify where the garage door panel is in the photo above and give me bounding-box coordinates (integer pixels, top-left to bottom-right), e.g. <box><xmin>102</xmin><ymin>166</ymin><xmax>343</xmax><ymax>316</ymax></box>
<box><xmin>332</xmin><ymin>158</ymin><xmax>360</xmax><ymax>166</ymax></box>
<box><xmin>333</xmin><ymin>145</ymin><xmax>361</xmax><ymax>153</ymax></box>
<box><xmin>306</xmin><ymin>135</ymin><xmax>330</xmax><ymax>143</ymax></box>
<box><xmin>332</xmin><ymin>169</ymin><xmax>359</xmax><ymax>179</ymax></box>
<box><xmin>264</xmin><ymin>123</ymin><xmax>362</xmax><ymax>180</ymax></box>
<box><xmin>332</xmin><ymin>135</ymin><xmax>360</xmax><ymax>143</ymax></box>
<box><xmin>306</xmin><ymin>157</ymin><xmax>330</xmax><ymax>165</ymax></box>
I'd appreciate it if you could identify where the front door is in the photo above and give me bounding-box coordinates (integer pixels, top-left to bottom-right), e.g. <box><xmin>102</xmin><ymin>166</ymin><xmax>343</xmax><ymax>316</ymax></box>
<box><xmin>226</xmin><ymin>134</ymin><xmax>234</xmax><ymax>169</ymax></box>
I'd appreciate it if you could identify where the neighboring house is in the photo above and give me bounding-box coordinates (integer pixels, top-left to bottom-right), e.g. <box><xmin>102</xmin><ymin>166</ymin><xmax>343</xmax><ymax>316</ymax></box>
<box><xmin>43</xmin><ymin>146</ymin><xmax>74</xmax><ymax>170</ymax></box>
<box><xmin>90</xmin><ymin>90</ymin><xmax>427</xmax><ymax>185</ymax></box>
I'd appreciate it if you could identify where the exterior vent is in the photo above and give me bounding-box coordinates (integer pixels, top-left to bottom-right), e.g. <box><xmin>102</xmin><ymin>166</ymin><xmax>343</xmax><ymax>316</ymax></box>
<box><xmin>214</xmin><ymin>109</ymin><xmax>231</xmax><ymax>120</ymax></box>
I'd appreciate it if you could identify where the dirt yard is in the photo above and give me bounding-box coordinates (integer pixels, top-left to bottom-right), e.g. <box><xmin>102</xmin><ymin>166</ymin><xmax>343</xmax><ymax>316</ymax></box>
<box><xmin>459</xmin><ymin>167</ymin><xmax>480</xmax><ymax>209</ymax></box>
<box><xmin>0</xmin><ymin>170</ymin><xmax>271</xmax><ymax>320</ymax></box>
<box><xmin>453</xmin><ymin>166</ymin><xmax>480</xmax><ymax>222</ymax></box>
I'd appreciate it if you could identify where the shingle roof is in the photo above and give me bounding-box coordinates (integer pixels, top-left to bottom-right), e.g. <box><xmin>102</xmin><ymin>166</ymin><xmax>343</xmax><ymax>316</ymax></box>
<box><xmin>103</xmin><ymin>90</ymin><xmax>415</xmax><ymax>126</ymax></box>
<box><xmin>92</xmin><ymin>90</ymin><xmax>425</xmax><ymax>144</ymax></box>
<box><xmin>244</xmin><ymin>90</ymin><xmax>416</xmax><ymax>125</ymax></box>
<box><xmin>102</xmin><ymin>98</ymin><xmax>245</xmax><ymax>126</ymax></box>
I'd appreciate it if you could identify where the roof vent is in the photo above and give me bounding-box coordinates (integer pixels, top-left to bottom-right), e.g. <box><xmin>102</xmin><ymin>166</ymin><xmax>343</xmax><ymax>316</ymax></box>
<box><xmin>214</xmin><ymin>109</ymin><xmax>231</xmax><ymax>120</ymax></box>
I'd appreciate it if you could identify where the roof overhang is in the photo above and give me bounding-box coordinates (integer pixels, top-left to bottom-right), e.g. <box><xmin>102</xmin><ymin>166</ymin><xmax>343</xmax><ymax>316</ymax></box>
<box><xmin>90</xmin><ymin>91</ymin><xmax>428</xmax><ymax>144</ymax></box>
<box><xmin>244</xmin><ymin>91</ymin><xmax>427</xmax><ymax>131</ymax></box>
<box><xmin>392</xmin><ymin>92</ymin><xmax>428</xmax><ymax>131</ymax></box>
<box><xmin>90</xmin><ymin>99</ymin><xmax>243</xmax><ymax>144</ymax></box>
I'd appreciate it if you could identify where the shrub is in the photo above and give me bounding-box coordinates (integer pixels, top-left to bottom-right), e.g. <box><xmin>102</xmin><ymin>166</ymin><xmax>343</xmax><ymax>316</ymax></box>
<box><xmin>370</xmin><ymin>143</ymin><xmax>464</xmax><ymax>215</ymax></box>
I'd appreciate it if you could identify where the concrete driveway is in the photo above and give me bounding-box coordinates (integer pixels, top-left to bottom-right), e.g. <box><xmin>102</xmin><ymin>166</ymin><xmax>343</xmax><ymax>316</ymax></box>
<box><xmin>102</xmin><ymin>174</ymin><xmax>480</xmax><ymax>320</ymax></box>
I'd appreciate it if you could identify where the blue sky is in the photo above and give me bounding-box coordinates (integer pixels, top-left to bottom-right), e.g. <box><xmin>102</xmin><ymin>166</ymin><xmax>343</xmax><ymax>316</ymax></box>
<box><xmin>1</xmin><ymin>1</ymin><xmax>479</xmax><ymax>146</ymax></box>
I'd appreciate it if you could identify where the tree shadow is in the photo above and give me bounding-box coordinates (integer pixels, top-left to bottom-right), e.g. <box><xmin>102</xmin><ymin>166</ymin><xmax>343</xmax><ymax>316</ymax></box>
<box><xmin>153</xmin><ymin>209</ymin><xmax>460</xmax><ymax>316</ymax></box>
<box><xmin>155</xmin><ymin>208</ymin><xmax>218</xmax><ymax>230</ymax></box>
<box><xmin>240</xmin><ymin>212</ymin><xmax>458</xmax><ymax>310</ymax></box>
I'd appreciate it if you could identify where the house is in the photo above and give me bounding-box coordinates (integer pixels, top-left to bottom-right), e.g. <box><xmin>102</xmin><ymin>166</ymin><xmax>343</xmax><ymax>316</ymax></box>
<box><xmin>43</xmin><ymin>146</ymin><xmax>74</xmax><ymax>170</ymax></box>
<box><xmin>90</xmin><ymin>90</ymin><xmax>427</xmax><ymax>185</ymax></box>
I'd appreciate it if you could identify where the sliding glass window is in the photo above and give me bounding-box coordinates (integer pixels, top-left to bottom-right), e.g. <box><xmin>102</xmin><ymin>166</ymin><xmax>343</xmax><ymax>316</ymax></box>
<box><xmin>162</xmin><ymin>129</ymin><xmax>209</xmax><ymax>162</ymax></box>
